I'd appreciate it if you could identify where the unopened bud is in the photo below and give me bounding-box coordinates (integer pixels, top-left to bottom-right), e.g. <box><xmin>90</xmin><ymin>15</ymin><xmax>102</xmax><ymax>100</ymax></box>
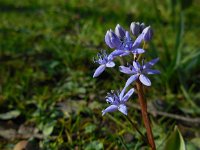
<box><xmin>115</xmin><ymin>24</ymin><xmax>125</xmax><ymax>39</ymax></box>
<box><xmin>130</xmin><ymin>22</ymin><xmax>140</xmax><ymax>36</ymax></box>
<box><xmin>140</xmin><ymin>23</ymin><xmax>146</xmax><ymax>32</ymax></box>
<box><xmin>105</xmin><ymin>30</ymin><xmax>114</xmax><ymax>48</ymax></box>
<box><xmin>108</xmin><ymin>30</ymin><xmax>122</xmax><ymax>48</ymax></box>
<box><xmin>142</xmin><ymin>26</ymin><xmax>153</xmax><ymax>42</ymax></box>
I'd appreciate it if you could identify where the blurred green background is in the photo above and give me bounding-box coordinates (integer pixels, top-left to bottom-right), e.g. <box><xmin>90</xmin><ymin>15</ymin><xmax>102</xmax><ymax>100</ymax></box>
<box><xmin>0</xmin><ymin>0</ymin><xmax>200</xmax><ymax>149</ymax></box>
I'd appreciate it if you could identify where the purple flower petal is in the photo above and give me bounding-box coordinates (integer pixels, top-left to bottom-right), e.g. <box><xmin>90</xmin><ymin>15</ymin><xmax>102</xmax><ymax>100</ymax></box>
<box><xmin>118</xmin><ymin>104</ymin><xmax>128</xmax><ymax>115</ymax></box>
<box><xmin>144</xmin><ymin>69</ymin><xmax>160</xmax><ymax>75</ymax></box>
<box><xmin>139</xmin><ymin>74</ymin><xmax>151</xmax><ymax>86</ymax></box>
<box><xmin>110</xmin><ymin>31</ymin><xmax>122</xmax><ymax>48</ymax></box>
<box><xmin>110</xmin><ymin>50</ymin><xmax>124</xmax><ymax>57</ymax></box>
<box><xmin>105</xmin><ymin>31</ymin><xmax>114</xmax><ymax>48</ymax></box>
<box><xmin>133</xmin><ymin>61</ymin><xmax>141</xmax><ymax>71</ymax></box>
<box><xmin>106</xmin><ymin>97</ymin><xmax>114</xmax><ymax>103</ymax></box>
<box><xmin>119</xmin><ymin>66</ymin><xmax>135</xmax><ymax>74</ymax></box>
<box><xmin>140</xmin><ymin>23</ymin><xmax>146</xmax><ymax>31</ymax></box>
<box><xmin>93</xmin><ymin>65</ymin><xmax>106</xmax><ymax>78</ymax></box>
<box><xmin>125</xmin><ymin>31</ymin><xmax>132</xmax><ymax>42</ymax></box>
<box><xmin>142</xmin><ymin>26</ymin><xmax>153</xmax><ymax>42</ymax></box>
<box><xmin>143</xmin><ymin>58</ymin><xmax>159</xmax><ymax>69</ymax></box>
<box><xmin>102</xmin><ymin>105</ymin><xmax>118</xmax><ymax>116</ymax></box>
<box><xmin>115</xmin><ymin>24</ymin><xmax>125</xmax><ymax>39</ymax></box>
<box><xmin>132</xmin><ymin>34</ymin><xmax>143</xmax><ymax>49</ymax></box>
<box><xmin>125</xmin><ymin>74</ymin><xmax>139</xmax><ymax>87</ymax></box>
<box><xmin>131</xmin><ymin>48</ymin><xmax>145</xmax><ymax>54</ymax></box>
<box><xmin>107</xmin><ymin>54</ymin><xmax>114</xmax><ymax>61</ymax></box>
<box><xmin>119</xmin><ymin>86</ymin><xmax>126</xmax><ymax>101</ymax></box>
<box><xmin>122</xmin><ymin>88</ymin><xmax>134</xmax><ymax>102</ymax></box>
<box><xmin>130</xmin><ymin>22</ymin><xmax>140</xmax><ymax>36</ymax></box>
<box><xmin>106</xmin><ymin>61</ymin><xmax>115</xmax><ymax>67</ymax></box>
<box><xmin>119</xmin><ymin>51</ymin><xmax>131</xmax><ymax>57</ymax></box>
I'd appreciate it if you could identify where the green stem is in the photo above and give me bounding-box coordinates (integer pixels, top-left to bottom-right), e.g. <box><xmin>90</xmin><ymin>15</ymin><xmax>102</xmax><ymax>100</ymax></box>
<box><xmin>137</xmin><ymin>41</ymin><xmax>146</xmax><ymax>61</ymax></box>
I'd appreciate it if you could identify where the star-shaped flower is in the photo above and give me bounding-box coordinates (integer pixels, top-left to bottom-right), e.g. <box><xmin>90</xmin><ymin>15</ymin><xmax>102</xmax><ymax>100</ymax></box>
<box><xmin>119</xmin><ymin>58</ymin><xmax>160</xmax><ymax>87</ymax></box>
<box><xmin>108</xmin><ymin>31</ymin><xmax>145</xmax><ymax>57</ymax></box>
<box><xmin>102</xmin><ymin>87</ymin><xmax>134</xmax><ymax>116</ymax></box>
<box><xmin>93</xmin><ymin>50</ymin><xmax>115</xmax><ymax>78</ymax></box>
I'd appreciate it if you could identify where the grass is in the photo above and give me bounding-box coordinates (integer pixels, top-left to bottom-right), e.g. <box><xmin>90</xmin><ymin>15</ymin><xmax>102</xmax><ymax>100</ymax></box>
<box><xmin>0</xmin><ymin>0</ymin><xmax>200</xmax><ymax>149</ymax></box>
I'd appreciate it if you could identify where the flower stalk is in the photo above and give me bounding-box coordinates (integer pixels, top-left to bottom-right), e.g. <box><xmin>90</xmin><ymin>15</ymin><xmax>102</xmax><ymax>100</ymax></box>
<box><xmin>93</xmin><ymin>22</ymin><xmax>159</xmax><ymax>149</ymax></box>
<box><xmin>136</xmin><ymin>80</ymin><xmax>156</xmax><ymax>150</ymax></box>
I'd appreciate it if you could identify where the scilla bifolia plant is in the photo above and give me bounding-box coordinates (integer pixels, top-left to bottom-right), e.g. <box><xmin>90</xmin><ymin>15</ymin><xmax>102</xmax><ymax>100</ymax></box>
<box><xmin>93</xmin><ymin>22</ymin><xmax>159</xmax><ymax>150</ymax></box>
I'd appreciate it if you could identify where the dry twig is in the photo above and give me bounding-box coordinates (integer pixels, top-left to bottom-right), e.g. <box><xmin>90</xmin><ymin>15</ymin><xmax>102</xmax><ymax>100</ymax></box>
<box><xmin>129</xmin><ymin>103</ymin><xmax>200</xmax><ymax>125</ymax></box>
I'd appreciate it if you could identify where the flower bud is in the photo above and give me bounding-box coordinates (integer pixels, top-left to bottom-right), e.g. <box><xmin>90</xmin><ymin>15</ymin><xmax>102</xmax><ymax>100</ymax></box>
<box><xmin>142</xmin><ymin>26</ymin><xmax>153</xmax><ymax>42</ymax></box>
<box><xmin>130</xmin><ymin>22</ymin><xmax>140</xmax><ymax>36</ymax></box>
<box><xmin>105</xmin><ymin>30</ymin><xmax>114</xmax><ymax>48</ymax></box>
<box><xmin>109</xmin><ymin>30</ymin><xmax>122</xmax><ymax>48</ymax></box>
<box><xmin>115</xmin><ymin>24</ymin><xmax>125</xmax><ymax>39</ymax></box>
<box><xmin>140</xmin><ymin>23</ymin><xmax>146</xmax><ymax>32</ymax></box>
<box><xmin>105</xmin><ymin>30</ymin><xmax>122</xmax><ymax>48</ymax></box>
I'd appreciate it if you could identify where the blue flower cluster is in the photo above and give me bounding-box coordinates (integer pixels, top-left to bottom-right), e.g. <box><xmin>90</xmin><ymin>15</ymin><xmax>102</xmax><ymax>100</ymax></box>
<box><xmin>93</xmin><ymin>22</ymin><xmax>159</xmax><ymax>116</ymax></box>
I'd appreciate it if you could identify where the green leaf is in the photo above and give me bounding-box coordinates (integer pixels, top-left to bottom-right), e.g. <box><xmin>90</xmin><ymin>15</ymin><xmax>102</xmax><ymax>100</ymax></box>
<box><xmin>43</xmin><ymin>123</ymin><xmax>54</xmax><ymax>136</ymax></box>
<box><xmin>85</xmin><ymin>141</ymin><xmax>103</xmax><ymax>150</ymax></box>
<box><xmin>0</xmin><ymin>110</ymin><xmax>21</xmax><ymax>120</ymax></box>
<box><xmin>162</xmin><ymin>126</ymin><xmax>185</xmax><ymax>150</ymax></box>
<box><xmin>84</xmin><ymin>124</ymin><xmax>96</xmax><ymax>134</ymax></box>
<box><xmin>191</xmin><ymin>138</ymin><xmax>200</xmax><ymax>148</ymax></box>
<box><xmin>186</xmin><ymin>141</ymin><xmax>199</xmax><ymax>150</ymax></box>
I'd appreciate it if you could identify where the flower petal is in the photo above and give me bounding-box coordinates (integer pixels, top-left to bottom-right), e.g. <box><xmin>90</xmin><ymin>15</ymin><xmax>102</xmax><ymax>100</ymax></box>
<box><xmin>142</xmin><ymin>26</ymin><xmax>153</xmax><ymax>42</ymax></box>
<box><xmin>143</xmin><ymin>58</ymin><xmax>159</xmax><ymax>69</ymax></box>
<box><xmin>118</xmin><ymin>104</ymin><xmax>128</xmax><ymax>115</ymax></box>
<box><xmin>132</xmin><ymin>34</ymin><xmax>143</xmax><ymax>49</ymax></box>
<box><xmin>102</xmin><ymin>105</ymin><xmax>118</xmax><ymax>116</ymax></box>
<box><xmin>122</xmin><ymin>88</ymin><xmax>134</xmax><ymax>102</ymax></box>
<box><xmin>130</xmin><ymin>22</ymin><xmax>140</xmax><ymax>36</ymax></box>
<box><xmin>133</xmin><ymin>61</ymin><xmax>141</xmax><ymax>71</ymax></box>
<box><xmin>139</xmin><ymin>74</ymin><xmax>151</xmax><ymax>86</ymax></box>
<box><xmin>125</xmin><ymin>74</ymin><xmax>139</xmax><ymax>87</ymax></box>
<box><xmin>93</xmin><ymin>65</ymin><xmax>106</xmax><ymax>78</ymax></box>
<box><xmin>115</xmin><ymin>24</ymin><xmax>125</xmax><ymax>39</ymax></box>
<box><xmin>119</xmin><ymin>51</ymin><xmax>131</xmax><ymax>56</ymax></box>
<box><xmin>106</xmin><ymin>96</ymin><xmax>114</xmax><ymax>103</ymax></box>
<box><xmin>110</xmin><ymin>50</ymin><xmax>124</xmax><ymax>57</ymax></box>
<box><xmin>107</xmin><ymin>54</ymin><xmax>114</xmax><ymax>61</ymax></box>
<box><xmin>106</xmin><ymin>61</ymin><xmax>115</xmax><ymax>67</ymax></box>
<box><xmin>119</xmin><ymin>86</ymin><xmax>126</xmax><ymax>101</ymax></box>
<box><xmin>105</xmin><ymin>31</ymin><xmax>114</xmax><ymax>48</ymax></box>
<box><xmin>131</xmin><ymin>48</ymin><xmax>145</xmax><ymax>54</ymax></box>
<box><xmin>144</xmin><ymin>69</ymin><xmax>160</xmax><ymax>75</ymax></box>
<box><xmin>110</xmin><ymin>31</ymin><xmax>122</xmax><ymax>48</ymax></box>
<box><xmin>125</xmin><ymin>31</ymin><xmax>132</xmax><ymax>42</ymax></box>
<box><xmin>119</xmin><ymin>66</ymin><xmax>136</xmax><ymax>74</ymax></box>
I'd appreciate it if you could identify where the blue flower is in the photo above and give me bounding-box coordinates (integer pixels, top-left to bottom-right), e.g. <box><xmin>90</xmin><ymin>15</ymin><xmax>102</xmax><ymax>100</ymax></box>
<box><xmin>110</xmin><ymin>31</ymin><xmax>145</xmax><ymax>57</ymax></box>
<box><xmin>105</xmin><ymin>24</ymin><xmax>145</xmax><ymax>57</ymax></box>
<box><xmin>119</xmin><ymin>58</ymin><xmax>160</xmax><ymax>87</ymax></box>
<box><xmin>93</xmin><ymin>50</ymin><xmax>115</xmax><ymax>78</ymax></box>
<box><xmin>102</xmin><ymin>87</ymin><xmax>134</xmax><ymax>116</ymax></box>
